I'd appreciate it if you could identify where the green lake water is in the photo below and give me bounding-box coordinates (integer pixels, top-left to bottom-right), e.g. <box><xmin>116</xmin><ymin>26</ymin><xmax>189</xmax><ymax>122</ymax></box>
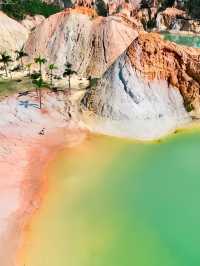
<box><xmin>163</xmin><ymin>33</ymin><xmax>200</xmax><ymax>48</ymax></box>
<box><xmin>21</xmin><ymin>130</ymin><xmax>200</xmax><ymax>266</ymax></box>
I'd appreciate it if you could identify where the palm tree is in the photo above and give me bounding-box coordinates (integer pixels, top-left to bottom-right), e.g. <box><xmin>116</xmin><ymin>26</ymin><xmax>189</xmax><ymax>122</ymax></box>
<box><xmin>26</xmin><ymin>63</ymin><xmax>32</xmax><ymax>76</ymax></box>
<box><xmin>34</xmin><ymin>55</ymin><xmax>47</xmax><ymax>76</ymax></box>
<box><xmin>31</xmin><ymin>71</ymin><xmax>42</xmax><ymax>96</ymax></box>
<box><xmin>0</xmin><ymin>52</ymin><xmax>12</xmax><ymax>77</ymax></box>
<box><xmin>32</xmin><ymin>77</ymin><xmax>48</xmax><ymax>109</ymax></box>
<box><xmin>63</xmin><ymin>62</ymin><xmax>76</xmax><ymax>89</ymax></box>
<box><xmin>15</xmin><ymin>46</ymin><xmax>28</xmax><ymax>69</ymax></box>
<box><xmin>48</xmin><ymin>64</ymin><xmax>57</xmax><ymax>86</ymax></box>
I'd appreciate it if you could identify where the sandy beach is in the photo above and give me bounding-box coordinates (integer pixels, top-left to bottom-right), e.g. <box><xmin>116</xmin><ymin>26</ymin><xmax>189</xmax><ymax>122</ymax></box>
<box><xmin>0</xmin><ymin>89</ymin><xmax>87</xmax><ymax>266</ymax></box>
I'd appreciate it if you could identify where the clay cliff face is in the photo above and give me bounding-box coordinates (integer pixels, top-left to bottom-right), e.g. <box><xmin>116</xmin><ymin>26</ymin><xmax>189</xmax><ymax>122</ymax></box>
<box><xmin>81</xmin><ymin>33</ymin><xmax>200</xmax><ymax>138</ymax></box>
<box><xmin>0</xmin><ymin>11</ymin><xmax>29</xmax><ymax>53</ymax></box>
<box><xmin>127</xmin><ymin>33</ymin><xmax>200</xmax><ymax>113</ymax></box>
<box><xmin>81</xmin><ymin>51</ymin><xmax>190</xmax><ymax>139</ymax></box>
<box><xmin>25</xmin><ymin>8</ymin><xmax>138</xmax><ymax>77</ymax></box>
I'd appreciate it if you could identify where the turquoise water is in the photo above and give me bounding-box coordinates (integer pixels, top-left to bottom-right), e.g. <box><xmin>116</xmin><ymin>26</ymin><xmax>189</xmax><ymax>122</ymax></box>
<box><xmin>20</xmin><ymin>130</ymin><xmax>200</xmax><ymax>266</ymax></box>
<box><xmin>163</xmin><ymin>33</ymin><xmax>200</xmax><ymax>48</ymax></box>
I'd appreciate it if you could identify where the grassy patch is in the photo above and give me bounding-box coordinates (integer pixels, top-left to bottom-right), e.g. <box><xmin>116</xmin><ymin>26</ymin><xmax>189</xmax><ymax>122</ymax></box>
<box><xmin>0</xmin><ymin>78</ymin><xmax>34</xmax><ymax>97</ymax></box>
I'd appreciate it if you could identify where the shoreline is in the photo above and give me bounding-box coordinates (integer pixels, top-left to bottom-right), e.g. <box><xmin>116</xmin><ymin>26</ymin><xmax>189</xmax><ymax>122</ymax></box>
<box><xmin>0</xmin><ymin>88</ymin><xmax>199</xmax><ymax>266</ymax></box>
<box><xmin>157</xmin><ymin>30</ymin><xmax>200</xmax><ymax>37</ymax></box>
<box><xmin>12</xmin><ymin>120</ymin><xmax>200</xmax><ymax>266</ymax></box>
<box><xmin>0</xmin><ymin>126</ymin><xmax>87</xmax><ymax>266</ymax></box>
<box><xmin>16</xmin><ymin>127</ymin><xmax>87</xmax><ymax>266</ymax></box>
<box><xmin>0</xmin><ymin>89</ymin><xmax>87</xmax><ymax>266</ymax></box>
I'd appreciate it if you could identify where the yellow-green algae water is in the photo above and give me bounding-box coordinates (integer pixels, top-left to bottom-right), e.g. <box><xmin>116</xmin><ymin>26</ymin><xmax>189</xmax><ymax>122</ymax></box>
<box><xmin>21</xmin><ymin>130</ymin><xmax>200</xmax><ymax>266</ymax></box>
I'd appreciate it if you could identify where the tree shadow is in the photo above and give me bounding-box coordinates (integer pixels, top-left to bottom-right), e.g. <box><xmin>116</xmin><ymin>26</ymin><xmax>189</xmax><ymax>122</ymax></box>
<box><xmin>18</xmin><ymin>100</ymin><xmax>40</xmax><ymax>109</ymax></box>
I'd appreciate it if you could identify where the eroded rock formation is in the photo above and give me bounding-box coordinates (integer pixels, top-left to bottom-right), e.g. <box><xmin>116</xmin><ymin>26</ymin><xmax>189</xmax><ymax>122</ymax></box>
<box><xmin>0</xmin><ymin>11</ymin><xmax>29</xmax><ymax>53</ymax></box>
<box><xmin>156</xmin><ymin>7</ymin><xmax>200</xmax><ymax>33</ymax></box>
<box><xmin>128</xmin><ymin>33</ymin><xmax>200</xmax><ymax>112</ymax></box>
<box><xmin>81</xmin><ymin>33</ymin><xmax>200</xmax><ymax>139</ymax></box>
<box><xmin>25</xmin><ymin>7</ymin><xmax>138</xmax><ymax>77</ymax></box>
<box><xmin>21</xmin><ymin>15</ymin><xmax>45</xmax><ymax>31</ymax></box>
<box><xmin>156</xmin><ymin>7</ymin><xmax>186</xmax><ymax>31</ymax></box>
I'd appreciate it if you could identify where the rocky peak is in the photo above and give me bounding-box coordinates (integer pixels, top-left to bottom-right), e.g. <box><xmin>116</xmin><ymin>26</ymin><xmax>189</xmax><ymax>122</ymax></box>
<box><xmin>25</xmin><ymin>7</ymin><xmax>138</xmax><ymax>77</ymax></box>
<box><xmin>81</xmin><ymin>32</ymin><xmax>200</xmax><ymax>139</ymax></box>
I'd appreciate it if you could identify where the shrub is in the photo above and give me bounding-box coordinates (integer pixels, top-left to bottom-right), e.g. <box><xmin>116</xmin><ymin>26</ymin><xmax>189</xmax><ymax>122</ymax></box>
<box><xmin>95</xmin><ymin>0</ymin><xmax>108</xmax><ymax>17</ymax></box>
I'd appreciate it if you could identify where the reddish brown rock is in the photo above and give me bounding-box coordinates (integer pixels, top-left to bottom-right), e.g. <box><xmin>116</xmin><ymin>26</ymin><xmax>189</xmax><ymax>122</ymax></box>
<box><xmin>127</xmin><ymin>32</ymin><xmax>200</xmax><ymax>112</ymax></box>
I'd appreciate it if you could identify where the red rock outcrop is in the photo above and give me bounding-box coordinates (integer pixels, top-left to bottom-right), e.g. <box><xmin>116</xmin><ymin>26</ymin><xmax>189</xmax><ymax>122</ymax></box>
<box><xmin>25</xmin><ymin>7</ymin><xmax>138</xmax><ymax>77</ymax></box>
<box><xmin>81</xmin><ymin>32</ymin><xmax>192</xmax><ymax>139</ymax></box>
<box><xmin>127</xmin><ymin>33</ymin><xmax>200</xmax><ymax>112</ymax></box>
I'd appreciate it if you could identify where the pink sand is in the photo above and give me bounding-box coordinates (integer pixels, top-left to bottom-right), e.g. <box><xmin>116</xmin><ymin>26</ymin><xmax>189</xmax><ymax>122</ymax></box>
<box><xmin>0</xmin><ymin>91</ymin><xmax>87</xmax><ymax>266</ymax></box>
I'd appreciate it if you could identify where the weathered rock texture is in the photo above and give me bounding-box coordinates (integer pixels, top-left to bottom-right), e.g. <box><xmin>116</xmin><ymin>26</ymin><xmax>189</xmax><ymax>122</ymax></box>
<box><xmin>74</xmin><ymin>0</ymin><xmax>141</xmax><ymax>15</ymax></box>
<box><xmin>156</xmin><ymin>7</ymin><xmax>186</xmax><ymax>31</ymax></box>
<box><xmin>81</xmin><ymin>52</ymin><xmax>190</xmax><ymax>139</ymax></box>
<box><xmin>21</xmin><ymin>15</ymin><xmax>45</xmax><ymax>31</ymax></box>
<box><xmin>25</xmin><ymin>8</ymin><xmax>138</xmax><ymax>77</ymax></box>
<box><xmin>81</xmin><ymin>33</ymin><xmax>200</xmax><ymax>139</ymax></box>
<box><xmin>156</xmin><ymin>7</ymin><xmax>200</xmax><ymax>33</ymax></box>
<box><xmin>128</xmin><ymin>33</ymin><xmax>200</xmax><ymax>113</ymax></box>
<box><xmin>0</xmin><ymin>11</ymin><xmax>29</xmax><ymax>53</ymax></box>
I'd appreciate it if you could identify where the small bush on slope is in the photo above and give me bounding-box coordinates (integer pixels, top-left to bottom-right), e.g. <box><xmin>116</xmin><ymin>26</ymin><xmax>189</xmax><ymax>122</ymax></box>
<box><xmin>95</xmin><ymin>0</ymin><xmax>108</xmax><ymax>16</ymax></box>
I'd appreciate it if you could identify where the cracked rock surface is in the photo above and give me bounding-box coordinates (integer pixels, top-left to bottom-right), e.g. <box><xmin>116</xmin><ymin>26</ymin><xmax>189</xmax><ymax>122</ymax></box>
<box><xmin>25</xmin><ymin>8</ymin><xmax>138</xmax><ymax>77</ymax></box>
<box><xmin>81</xmin><ymin>34</ymin><xmax>199</xmax><ymax>139</ymax></box>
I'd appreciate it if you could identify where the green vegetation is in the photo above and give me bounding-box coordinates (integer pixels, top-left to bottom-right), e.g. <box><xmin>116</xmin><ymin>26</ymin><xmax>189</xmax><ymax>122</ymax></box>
<box><xmin>15</xmin><ymin>46</ymin><xmax>28</xmax><ymax>69</ymax></box>
<box><xmin>185</xmin><ymin>0</ymin><xmax>200</xmax><ymax>19</ymax></box>
<box><xmin>32</xmin><ymin>76</ymin><xmax>48</xmax><ymax>108</ymax></box>
<box><xmin>34</xmin><ymin>55</ymin><xmax>47</xmax><ymax>75</ymax></box>
<box><xmin>48</xmin><ymin>64</ymin><xmax>57</xmax><ymax>86</ymax></box>
<box><xmin>26</xmin><ymin>63</ymin><xmax>32</xmax><ymax>77</ymax></box>
<box><xmin>95</xmin><ymin>0</ymin><xmax>108</xmax><ymax>17</ymax></box>
<box><xmin>0</xmin><ymin>78</ymin><xmax>33</xmax><ymax>97</ymax></box>
<box><xmin>0</xmin><ymin>52</ymin><xmax>13</xmax><ymax>77</ymax></box>
<box><xmin>0</xmin><ymin>51</ymin><xmax>50</xmax><ymax>109</ymax></box>
<box><xmin>63</xmin><ymin>62</ymin><xmax>76</xmax><ymax>89</ymax></box>
<box><xmin>88</xmin><ymin>77</ymin><xmax>99</xmax><ymax>88</ymax></box>
<box><xmin>184</xmin><ymin>100</ymin><xmax>194</xmax><ymax>112</ymax></box>
<box><xmin>0</xmin><ymin>50</ymin><xmax>77</xmax><ymax>109</ymax></box>
<box><xmin>2</xmin><ymin>0</ymin><xmax>62</xmax><ymax>21</ymax></box>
